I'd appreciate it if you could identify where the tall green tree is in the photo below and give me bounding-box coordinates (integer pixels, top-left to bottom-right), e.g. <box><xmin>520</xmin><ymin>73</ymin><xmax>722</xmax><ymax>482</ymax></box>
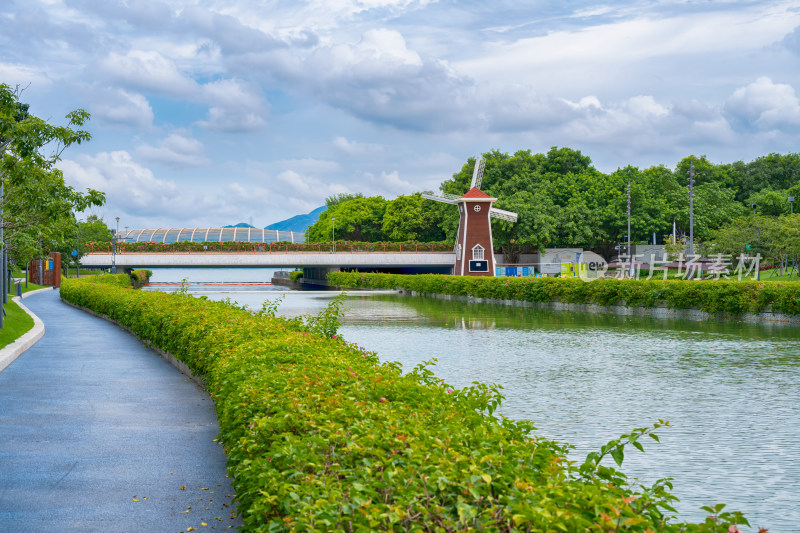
<box><xmin>381</xmin><ymin>194</ymin><xmax>446</xmax><ymax>242</ymax></box>
<box><xmin>0</xmin><ymin>83</ymin><xmax>104</xmax><ymax>268</ymax></box>
<box><xmin>307</xmin><ymin>196</ymin><xmax>387</xmax><ymax>242</ymax></box>
<box><xmin>734</xmin><ymin>152</ymin><xmax>800</xmax><ymax>202</ymax></box>
<box><xmin>668</xmin><ymin>156</ymin><xmax>746</xmax><ymax>242</ymax></box>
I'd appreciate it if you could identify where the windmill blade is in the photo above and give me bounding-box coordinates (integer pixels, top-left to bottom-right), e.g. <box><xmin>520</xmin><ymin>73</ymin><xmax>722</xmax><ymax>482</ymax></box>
<box><xmin>470</xmin><ymin>157</ymin><xmax>486</xmax><ymax>190</ymax></box>
<box><xmin>421</xmin><ymin>191</ymin><xmax>459</xmax><ymax>205</ymax></box>
<box><xmin>489</xmin><ymin>207</ymin><xmax>518</xmax><ymax>222</ymax></box>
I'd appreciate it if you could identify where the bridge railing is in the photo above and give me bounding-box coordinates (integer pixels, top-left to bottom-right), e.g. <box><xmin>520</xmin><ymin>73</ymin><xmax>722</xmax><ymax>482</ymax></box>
<box><xmin>87</xmin><ymin>241</ymin><xmax>455</xmax><ymax>254</ymax></box>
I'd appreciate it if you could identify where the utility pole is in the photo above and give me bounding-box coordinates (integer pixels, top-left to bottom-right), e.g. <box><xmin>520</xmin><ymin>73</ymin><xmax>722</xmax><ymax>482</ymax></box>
<box><xmin>687</xmin><ymin>162</ymin><xmax>695</xmax><ymax>258</ymax></box>
<box><xmin>331</xmin><ymin>217</ymin><xmax>336</xmax><ymax>254</ymax></box>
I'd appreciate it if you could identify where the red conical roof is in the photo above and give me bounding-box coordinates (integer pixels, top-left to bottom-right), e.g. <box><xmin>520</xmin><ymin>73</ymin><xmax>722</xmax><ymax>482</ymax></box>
<box><xmin>461</xmin><ymin>187</ymin><xmax>492</xmax><ymax>199</ymax></box>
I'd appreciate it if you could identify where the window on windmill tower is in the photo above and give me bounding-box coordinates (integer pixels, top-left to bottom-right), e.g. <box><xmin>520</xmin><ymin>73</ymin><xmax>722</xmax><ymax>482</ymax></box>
<box><xmin>472</xmin><ymin>244</ymin><xmax>484</xmax><ymax>261</ymax></box>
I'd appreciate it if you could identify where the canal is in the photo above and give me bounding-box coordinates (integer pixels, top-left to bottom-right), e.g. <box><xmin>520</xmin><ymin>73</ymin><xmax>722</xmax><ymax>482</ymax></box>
<box><xmin>146</xmin><ymin>268</ymin><xmax>800</xmax><ymax>531</ymax></box>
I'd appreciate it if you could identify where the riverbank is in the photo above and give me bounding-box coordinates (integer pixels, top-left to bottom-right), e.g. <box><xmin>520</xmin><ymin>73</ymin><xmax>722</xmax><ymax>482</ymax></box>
<box><xmin>397</xmin><ymin>289</ymin><xmax>800</xmax><ymax>325</ymax></box>
<box><xmin>328</xmin><ymin>272</ymin><xmax>800</xmax><ymax>324</ymax></box>
<box><xmin>58</xmin><ymin>274</ymin><xmax>751</xmax><ymax>532</ymax></box>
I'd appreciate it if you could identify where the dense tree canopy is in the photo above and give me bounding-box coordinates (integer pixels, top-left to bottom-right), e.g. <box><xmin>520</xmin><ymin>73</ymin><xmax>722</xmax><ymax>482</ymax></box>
<box><xmin>307</xmin><ymin>196</ymin><xmax>388</xmax><ymax>242</ymax></box>
<box><xmin>306</xmin><ymin>147</ymin><xmax>800</xmax><ymax>261</ymax></box>
<box><xmin>711</xmin><ymin>215</ymin><xmax>800</xmax><ymax>275</ymax></box>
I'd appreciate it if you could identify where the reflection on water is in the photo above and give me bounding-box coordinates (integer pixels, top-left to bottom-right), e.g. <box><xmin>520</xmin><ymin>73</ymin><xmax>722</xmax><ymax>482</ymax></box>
<box><xmin>146</xmin><ymin>273</ymin><xmax>800</xmax><ymax>532</ymax></box>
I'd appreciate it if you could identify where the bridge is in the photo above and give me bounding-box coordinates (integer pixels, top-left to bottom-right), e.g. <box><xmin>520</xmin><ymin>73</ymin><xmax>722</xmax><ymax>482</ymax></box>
<box><xmin>80</xmin><ymin>251</ymin><xmax>455</xmax><ymax>270</ymax></box>
<box><xmin>79</xmin><ymin>252</ymin><xmax>457</xmax><ymax>284</ymax></box>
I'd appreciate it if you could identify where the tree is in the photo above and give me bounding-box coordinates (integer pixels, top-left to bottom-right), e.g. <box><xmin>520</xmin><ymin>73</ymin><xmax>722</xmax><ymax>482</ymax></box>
<box><xmin>734</xmin><ymin>152</ymin><xmax>800</xmax><ymax>202</ymax></box>
<box><xmin>492</xmin><ymin>190</ymin><xmax>556</xmax><ymax>262</ymax></box>
<box><xmin>325</xmin><ymin>192</ymin><xmax>364</xmax><ymax>208</ymax></box>
<box><xmin>307</xmin><ymin>196</ymin><xmax>387</xmax><ymax>242</ymax></box>
<box><xmin>381</xmin><ymin>194</ymin><xmax>446</xmax><ymax>242</ymax></box>
<box><xmin>667</xmin><ymin>156</ymin><xmax>746</xmax><ymax>242</ymax></box>
<box><xmin>53</xmin><ymin>215</ymin><xmax>113</xmax><ymax>269</ymax></box>
<box><xmin>747</xmin><ymin>188</ymin><xmax>792</xmax><ymax>216</ymax></box>
<box><xmin>0</xmin><ymin>83</ymin><xmax>104</xmax><ymax>271</ymax></box>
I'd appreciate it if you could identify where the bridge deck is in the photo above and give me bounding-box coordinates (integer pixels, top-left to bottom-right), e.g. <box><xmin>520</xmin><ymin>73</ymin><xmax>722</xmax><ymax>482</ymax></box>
<box><xmin>80</xmin><ymin>252</ymin><xmax>456</xmax><ymax>269</ymax></box>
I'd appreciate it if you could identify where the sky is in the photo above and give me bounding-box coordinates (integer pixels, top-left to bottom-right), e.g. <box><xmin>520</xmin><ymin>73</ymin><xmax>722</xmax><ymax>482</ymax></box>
<box><xmin>2</xmin><ymin>0</ymin><xmax>800</xmax><ymax>229</ymax></box>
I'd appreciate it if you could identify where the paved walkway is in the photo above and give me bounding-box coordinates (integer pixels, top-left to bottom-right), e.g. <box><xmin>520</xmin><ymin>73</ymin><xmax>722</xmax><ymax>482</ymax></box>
<box><xmin>0</xmin><ymin>290</ymin><xmax>241</xmax><ymax>532</ymax></box>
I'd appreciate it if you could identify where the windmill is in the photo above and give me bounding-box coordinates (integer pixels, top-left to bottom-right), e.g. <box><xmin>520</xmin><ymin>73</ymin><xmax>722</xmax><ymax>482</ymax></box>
<box><xmin>422</xmin><ymin>156</ymin><xmax>518</xmax><ymax>276</ymax></box>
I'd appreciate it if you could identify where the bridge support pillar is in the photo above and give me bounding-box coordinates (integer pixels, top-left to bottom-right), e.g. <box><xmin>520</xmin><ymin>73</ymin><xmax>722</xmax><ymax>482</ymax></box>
<box><xmin>302</xmin><ymin>267</ymin><xmax>337</xmax><ymax>288</ymax></box>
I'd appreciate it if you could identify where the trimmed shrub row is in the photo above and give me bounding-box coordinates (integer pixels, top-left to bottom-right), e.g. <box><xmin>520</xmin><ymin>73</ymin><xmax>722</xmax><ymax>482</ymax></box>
<box><xmin>328</xmin><ymin>272</ymin><xmax>800</xmax><ymax>316</ymax></box>
<box><xmin>60</xmin><ymin>275</ymin><xmax>747</xmax><ymax>531</ymax></box>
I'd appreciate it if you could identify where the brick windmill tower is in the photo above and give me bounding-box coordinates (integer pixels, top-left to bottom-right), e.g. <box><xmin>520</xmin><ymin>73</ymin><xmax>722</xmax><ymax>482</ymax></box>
<box><xmin>422</xmin><ymin>157</ymin><xmax>518</xmax><ymax>276</ymax></box>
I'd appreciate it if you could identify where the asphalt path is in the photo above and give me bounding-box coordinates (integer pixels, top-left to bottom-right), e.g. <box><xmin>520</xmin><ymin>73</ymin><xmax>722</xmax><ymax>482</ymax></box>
<box><xmin>0</xmin><ymin>289</ymin><xmax>241</xmax><ymax>532</ymax></box>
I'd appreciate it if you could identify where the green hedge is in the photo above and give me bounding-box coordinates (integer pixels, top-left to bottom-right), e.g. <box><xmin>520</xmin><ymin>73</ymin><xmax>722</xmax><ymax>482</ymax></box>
<box><xmin>328</xmin><ymin>272</ymin><xmax>800</xmax><ymax>316</ymax></box>
<box><xmin>59</xmin><ymin>276</ymin><xmax>747</xmax><ymax>532</ymax></box>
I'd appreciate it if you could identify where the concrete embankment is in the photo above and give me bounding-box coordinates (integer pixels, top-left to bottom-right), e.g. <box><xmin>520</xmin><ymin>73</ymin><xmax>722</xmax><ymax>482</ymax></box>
<box><xmin>397</xmin><ymin>289</ymin><xmax>800</xmax><ymax>325</ymax></box>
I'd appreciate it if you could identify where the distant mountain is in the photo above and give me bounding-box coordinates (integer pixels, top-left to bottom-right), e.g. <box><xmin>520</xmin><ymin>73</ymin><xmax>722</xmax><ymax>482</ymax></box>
<box><xmin>223</xmin><ymin>222</ymin><xmax>256</xmax><ymax>228</ymax></box>
<box><xmin>265</xmin><ymin>206</ymin><xmax>326</xmax><ymax>233</ymax></box>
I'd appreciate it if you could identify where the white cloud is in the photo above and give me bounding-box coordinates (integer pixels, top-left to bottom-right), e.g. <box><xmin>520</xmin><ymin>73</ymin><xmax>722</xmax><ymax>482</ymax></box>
<box><xmin>59</xmin><ymin>150</ymin><xmax>245</xmax><ymax>226</ymax></box>
<box><xmin>559</xmin><ymin>95</ymin><xmax>671</xmax><ymax>141</ymax></box>
<box><xmin>295</xmin><ymin>28</ymin><xmax>473</xmax><ymax>131</ymax></box>
<box><xmin>272</xmin><ymin>158</ymin><xmax>341</xmax><ymax>177</ymax></box>
<box><xmin>97</xmin><ymin>50</ymin><xmax>199</xmax><ymax>96</ymax></box>
<box><xmin>136</xmin><ymin>133</ymin><xmax>211</xmax><ymax>167</ymax></box>
<box><xmin>724</xmin><ymin>77</ymin><xmax>800</xmax><ymax>129</ymax></box>
<box><xmin>59</xmin><ymin>151</ymin><xmax>181</xmax><ymax>217</ymax></box>
<box><xmin>363</xmin><ymin>170</ymin><xmax>416</xmax><ymax>197</ymax></box>
<box><xmin>91</xmin><ymin>89</ymin><xmax>154</xmax><ymax>129</ymax></box>
<box><xmin>226</xmin><ymin>181</ymin><xmax>273</xmax><ymax>210</ymax></box>
<box><xmin>332</xmin><ymin>136</ymin><xmax>384</xmax><ymax>155</ymax></box>
<box><xmin>95</xmin><ymin>49</ymin><xmax>269</xmax><ymax>131</ymax></box>
<box><xmin>0</xmin><ymin>63</ymin><xmax>49</xmax><ymax>86</ymax></box>
<box><xmin>455</xmin><ymin>4</ymin><xmax>800</xmax><ymax>96</ymax></box>
<box><xmin>195</xmin><ymin>79</ymin><xmax>269</xmax><ymax>132</ymax></box>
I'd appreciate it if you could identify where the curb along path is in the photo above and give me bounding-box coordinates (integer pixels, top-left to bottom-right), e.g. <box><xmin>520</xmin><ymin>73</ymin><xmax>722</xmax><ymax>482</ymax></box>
<box><xmin>0</xmin><ymin>289</ymin><xmax>242</xmax><ymax>532</ymax></box>
<box><xmin>0</xmin><ymin>288</ymin><xmax>49</xmax><ymax>373</ymax></box>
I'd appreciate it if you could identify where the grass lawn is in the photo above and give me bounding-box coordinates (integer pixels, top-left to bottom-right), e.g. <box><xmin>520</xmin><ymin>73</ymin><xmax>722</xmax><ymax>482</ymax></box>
<box><xmin>19</xmin><ymin>282</ymin><xmax>48</xmax><ymax>293</ymax></box>
<box><xmin>5</xmin><ymin>279</ymin><xmax>48</xmax><ymax>294</ymax></box>
<box><xmin>759</xmin><ymin>267</ymin><xmax>800</xmax><ymax>281</ymax></box>
<box><xmin>0</xmin><ymin>300</ymin><xmax>35</xmax><ymax>349</ymax></box>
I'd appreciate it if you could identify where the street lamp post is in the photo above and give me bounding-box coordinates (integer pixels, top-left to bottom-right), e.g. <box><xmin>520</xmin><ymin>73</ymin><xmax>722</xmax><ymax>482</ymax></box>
<box><xmin>688</xmin><ymin>162</ymin><xmax>695</xmax><ymax>257</ymax></box>
<box><xmin>752</xmin><ymin>203</ymin><xmax>757</xmax><ymax>215</ymax></box>
<box><xmin>112</xmin><ymin>217</ymin><xmax>120</xmax><ymax>274</ymax></box>
<box><xmin>789</xmin><ymin>196</ymin><xmax>795</xmax><ymax>215</ymax></box>
<box><xmin>627</xmin><ymin>180</ymin><xmax>633</xmax><ymax>277</ymax></box>
<box><xmin>331</xmin><ymin>217</ymin><xmax>335</xmax><ymax>254</ymax></box>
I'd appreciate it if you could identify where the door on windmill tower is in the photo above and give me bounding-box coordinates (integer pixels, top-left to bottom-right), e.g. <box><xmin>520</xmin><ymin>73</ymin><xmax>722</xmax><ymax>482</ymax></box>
<box><xmin>469</xmin><ymin>244</ymin><xmax>489</xmax><ymax>272</ymax></box>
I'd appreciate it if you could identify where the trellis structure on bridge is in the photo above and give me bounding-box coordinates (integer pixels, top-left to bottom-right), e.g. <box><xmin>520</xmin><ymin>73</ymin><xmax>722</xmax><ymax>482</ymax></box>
<box><xmin>118</xmin><ymin>228</ymin><xmax>305</xmax><ymax>244</ymax></box>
